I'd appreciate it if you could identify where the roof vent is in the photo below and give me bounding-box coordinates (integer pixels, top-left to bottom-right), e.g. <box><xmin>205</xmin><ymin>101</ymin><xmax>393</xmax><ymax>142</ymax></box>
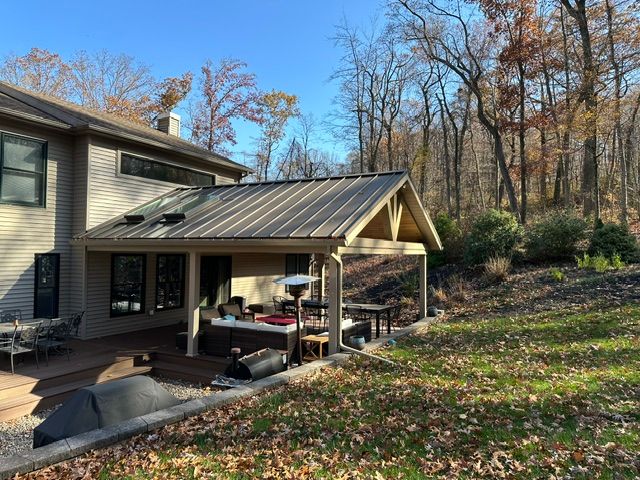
<box><xmin>124</xmin><ymin>214</ymin><xmax>145</xmax><ymax>223</ymax></box>
<box><xmin>162</xmin><ymin>212</ymin><xmax>186</xmax><ymax>223</ymax></box>
<box><xmin>157</xmin><ymin>111</ymin><xmax>181</xmax><ymax>137</ymax></box>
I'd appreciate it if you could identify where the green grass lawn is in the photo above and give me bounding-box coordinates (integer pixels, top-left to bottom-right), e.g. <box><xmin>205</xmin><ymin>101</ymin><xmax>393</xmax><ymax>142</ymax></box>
<box><xmin>35</xmin><ymin>303</ymin><xmax>639</xmax><ymax>479</ymax></box>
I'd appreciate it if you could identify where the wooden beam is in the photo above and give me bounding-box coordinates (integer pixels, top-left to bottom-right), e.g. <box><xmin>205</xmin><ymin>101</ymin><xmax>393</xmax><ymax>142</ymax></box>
<box><xmin>328</xmin><ymin>249</ymin><xmax>342</xmax><ymax>355</ymax></box>
<box><xmin>419</xmin><ymin>254</ymin><xmax>427</xmax><ymax>319</ymax></box>
<box><xmin>186</xmin><ymin>251</ymin><xmax>201</xmax><ymax>357</ymax></box>
<box><xmin>342</xmin><ymin>237</ymin><xmax>427</xmax><ymax>255</ymax></box>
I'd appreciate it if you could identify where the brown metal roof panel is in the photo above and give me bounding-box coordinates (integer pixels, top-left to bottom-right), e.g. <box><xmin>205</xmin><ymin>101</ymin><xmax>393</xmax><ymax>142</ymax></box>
<box><xmin>295</xmin><ymin>175</ymin><xmax>386</xmax><ymax>238</ymax></box>
<box><xmin>216</xmin><ymin>180</ymin><xmax>307</xmax><ymax>237</ymax></box>
<box><xmin>179</xmin><ymin>182</ymin><xmax>287</xmax><ymax>239</ymax></box>
<box><xmin>321</xmin><ymin>172</ymin><xmax>405</xmax><ymax>238</ymax></box>
<box><xmin>278</xmin><ymin>176</ymin><xmax>377</xmax><ymax>238</ymax></box>
<box><xmin>165</xmin><ymin>183</ymin><xmax>263</xmax><ymax>238</ymax></box>
<box><xmin>267</xmin><ymin>177</ymin><xmax>353</xmax><ymax>238</ymax></box>
<box><xmin>233</xmin><ymin>181</ymin><xmax>324</xmax><ymax>238</ymax></box>
<box><xmin>246</xmin><ymin>178</ymin><xmax>342</xmax><ymax>238</ymax></box>
<box><xmin>194</xmin><ymin>181</ymin><xmax>297</xmax><ymax>238</ymax></box>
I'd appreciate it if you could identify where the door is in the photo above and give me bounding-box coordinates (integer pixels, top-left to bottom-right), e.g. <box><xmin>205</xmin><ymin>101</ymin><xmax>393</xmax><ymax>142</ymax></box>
<box><xmin>34</xmin><ymin>253</ymin><xmax>60</xmax><ymax>318</ymax></box>
<box><xmin>199</xmin><ymin>256</ymin><xmax>231</xmax><ymax>306</ymax></box>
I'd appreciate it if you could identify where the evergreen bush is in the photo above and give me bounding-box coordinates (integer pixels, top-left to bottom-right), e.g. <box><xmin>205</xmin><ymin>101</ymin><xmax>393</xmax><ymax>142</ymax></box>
<box><xmin>464</xmin><ymin>209</ymin><xmax>523</xmax><ymax>265</ymax></box>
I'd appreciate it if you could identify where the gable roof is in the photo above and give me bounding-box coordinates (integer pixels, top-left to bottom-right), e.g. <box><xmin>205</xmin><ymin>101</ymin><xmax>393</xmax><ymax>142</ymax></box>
<box><xmin>76</xmin><ymin>171</ymin><xmax>442</xmax><ymax>251</ymax></box>
<box><xmin>0</xmin><ymin>81</ymin><xmax>250</xmax><ymax>174</ymax></box>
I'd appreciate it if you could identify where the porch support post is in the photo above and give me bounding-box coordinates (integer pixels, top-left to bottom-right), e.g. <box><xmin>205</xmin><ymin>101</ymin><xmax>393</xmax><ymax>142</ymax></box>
<box><xmin>328</xmin><ymin>249</ymin><xmax>342</xmax><ymax>355</ymax></box>
<box><xmin>186</xmin><ymin>251</ymin><xmax>201</xmax><ymax>357</ymax></box>
<box><xmin>419</xmin><ymin>252</ymin><xmax>428</xmax><ymax>319</ymax></box>
<box><xmin>315</xmin><ymin>253</ymin><xmax>326</xmax><ymax>301</ymax></box>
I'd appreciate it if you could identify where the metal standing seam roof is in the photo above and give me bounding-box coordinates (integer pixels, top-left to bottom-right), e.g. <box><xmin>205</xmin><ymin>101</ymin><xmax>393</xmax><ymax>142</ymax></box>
<box><xmin>77</xmin><ymin>171</ymin><xmax>433</xmax><ymax>244</ymax></box>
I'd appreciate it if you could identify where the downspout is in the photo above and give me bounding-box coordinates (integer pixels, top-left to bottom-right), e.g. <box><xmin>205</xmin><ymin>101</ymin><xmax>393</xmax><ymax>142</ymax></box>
<box><xmin>330</xmin><ymin>252</ymin><xmax>397</xmax><ymax>366</ymax></box>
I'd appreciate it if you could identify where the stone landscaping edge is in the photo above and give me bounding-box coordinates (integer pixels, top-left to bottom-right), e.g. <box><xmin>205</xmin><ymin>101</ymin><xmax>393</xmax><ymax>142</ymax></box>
<box><xmin>0</xmin><ymin>315</ymin><xmax>438</xmax><ymax>479</ymax></box>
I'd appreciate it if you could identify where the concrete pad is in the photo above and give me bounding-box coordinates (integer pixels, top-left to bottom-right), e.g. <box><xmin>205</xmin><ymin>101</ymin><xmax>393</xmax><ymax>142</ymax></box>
<box><xmin>0</xmin><ymin>455</ymin><xmax>34</xmax><ymax>480</ymax></box>
<box><xmin>66</xmin><ymin>429</ymin><xmax>118</xmax><ymax>456</ymax></box>
<box><xmin>20</xmin><ymin>439</ymin><xmax>71</xmax><ymax>470</ymax></box>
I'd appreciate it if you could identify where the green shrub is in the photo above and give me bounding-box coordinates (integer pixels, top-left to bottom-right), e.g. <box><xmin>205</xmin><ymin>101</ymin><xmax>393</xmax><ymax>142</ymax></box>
<box><xmin>592</xmin><ymin>255</ymin><xmax>610</xmax><ymax>273</ymax></box>
<box><xmin>588</xmin><ymin>222</ymin><xmax>638</xmax><ymax>263</ymax></box>
<box><xmin>549</xmin><ymin>267</ymin><xmax>565</xmax><ymax>282</ymax></box>
<box><xmin>464</xmin><ymin>209</ymin><xmax>523</xmax><ymax>265</ymax></box>
<box><xmin>428</xmin><ymin>213</ymin><xmax>464</xmax><ymax>268</ymax></box>
<box><xmin>576</xmin><ymin>253</ymin><xmax>592</xmax><ymax>269</ymax></box>
<box><xmin>611</xmin><ymin>253</ymin><xmax>624</xmax><ymax>270</ymax></box>
<box><xmin>525</xmin><ymin>212</ymin><xmax>587</xmax><ymax>261</ymax></box>
<box><xmin>575</xmin><ymin>253</ymin><xmax>620</xmax><ymax>273</ymax></box>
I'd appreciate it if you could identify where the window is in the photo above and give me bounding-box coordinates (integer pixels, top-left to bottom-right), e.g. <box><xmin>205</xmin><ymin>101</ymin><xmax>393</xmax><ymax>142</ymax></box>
<box><xmin>0</xmin><ymin>133</ymin><xmax>47</xmax><ymax>206</ymax></box>
<box><xmin>156</xmin><ymin>254</ymin><xmax>185</xmax><ymax>310</ymax></box>
<box><xmin>120</xmin><ymin>153</ymin><xmax>215</xmax><ymax>186</ymax></box>
<box><xmin>110</xmin><ymin>254</ymin><xmax>146</xmax><ymax>316</ymax></box>
<box><xmin>285</xmin><ymin>254</ymin><xmax>311</xmax><ymax>292</ymax></box>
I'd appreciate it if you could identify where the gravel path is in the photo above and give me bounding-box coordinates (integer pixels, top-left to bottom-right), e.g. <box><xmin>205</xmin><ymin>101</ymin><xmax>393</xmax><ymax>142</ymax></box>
<box><xmin>0</xmin><ymin>375</ymin><xmax>215</xmax><ymax>457</ymax></box>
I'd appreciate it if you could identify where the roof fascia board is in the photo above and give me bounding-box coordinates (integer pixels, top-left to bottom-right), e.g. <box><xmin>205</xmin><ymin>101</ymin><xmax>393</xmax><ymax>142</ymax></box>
<box><xmin>341</xmin><ymin>237</ymin><xmax>427</xmax><ymax>255</ymax></box>
<box><xmin>0</xmin><ymin>84</ymin><xmax>83</xmax><ymax>125</ymax></box>
<box><xmin>0</xmin><ymin>108</ymin><xmax>72</xmax><ymax>131</ymax></box>
<box><xmin>403</xmin><ymin>179</ymin><xmax>443</xmax><ymax>251</ymax></box>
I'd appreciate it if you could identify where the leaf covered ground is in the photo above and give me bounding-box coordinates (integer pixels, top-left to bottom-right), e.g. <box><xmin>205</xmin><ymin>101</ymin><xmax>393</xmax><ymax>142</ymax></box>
<box><xmin>25</xmin><ymin>293</ymin><xmax>639</xmax><ymax>478</ymax></box>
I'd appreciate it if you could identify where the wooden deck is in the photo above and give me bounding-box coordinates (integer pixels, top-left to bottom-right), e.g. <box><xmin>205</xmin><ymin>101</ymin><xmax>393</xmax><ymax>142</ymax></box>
<box><xmin>0</xmin><ymin>324</ymin><xmax>228</xmax><ymax>422</ymax></box>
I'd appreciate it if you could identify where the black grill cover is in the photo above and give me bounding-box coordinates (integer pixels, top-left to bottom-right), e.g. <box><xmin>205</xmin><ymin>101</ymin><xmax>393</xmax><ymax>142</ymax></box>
<box><xmin>33</xmin><ymin>376</ymin><xmax>179</xmax><ymax>448</ymax></box>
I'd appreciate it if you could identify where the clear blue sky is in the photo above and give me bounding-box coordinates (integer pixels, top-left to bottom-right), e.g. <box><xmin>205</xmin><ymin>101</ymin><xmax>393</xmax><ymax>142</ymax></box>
<box><xmin>1</xmin><ymin>0</ymin><xmax>386</xmax><ymax>163</ymax></box>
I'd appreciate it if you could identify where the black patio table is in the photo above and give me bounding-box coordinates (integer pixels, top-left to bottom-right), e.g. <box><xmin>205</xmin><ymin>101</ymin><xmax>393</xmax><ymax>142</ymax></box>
<box><xmin>344</xmin><ymin>303</ymin><xmax>396</xmax><ymax>339</ymax></box>
<box><xmin>282</xmin><ymin>300</ymin><xmax>396</xmax><ymax>338</ymax></box>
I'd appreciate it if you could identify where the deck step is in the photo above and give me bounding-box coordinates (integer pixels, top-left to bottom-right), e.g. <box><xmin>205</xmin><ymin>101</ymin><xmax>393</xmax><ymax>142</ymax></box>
<box><xmin>0</xmin><ymin>355</ymin><xmax>143</xmax><ymax>400</ymax></box>
<box><xmin>0</xmin><ymin>365</ymin><xmax>153</xmax><ymax>422</ymax></box>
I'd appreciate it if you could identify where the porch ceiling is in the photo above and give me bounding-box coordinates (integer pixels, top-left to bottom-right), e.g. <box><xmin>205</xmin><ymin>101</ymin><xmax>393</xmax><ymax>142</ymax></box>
<box><xmin>75</xmin><ymin>171</ymin><xmax>442</xmax><ymax>254</ymax></box>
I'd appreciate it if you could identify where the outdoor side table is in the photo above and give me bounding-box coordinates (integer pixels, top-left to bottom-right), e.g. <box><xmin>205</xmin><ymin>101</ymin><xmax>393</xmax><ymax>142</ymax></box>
<box><xmin>301</xmin><ymin>334</ymin><xmax>328</xmax><ymax>361</ymax></box>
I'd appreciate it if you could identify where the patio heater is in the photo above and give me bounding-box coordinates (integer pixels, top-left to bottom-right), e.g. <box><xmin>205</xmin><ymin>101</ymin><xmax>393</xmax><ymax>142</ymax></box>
<box><xmin>273</xmin><ymin>274</ymin><xmax>319</xmax><ymax>366</ymax></box>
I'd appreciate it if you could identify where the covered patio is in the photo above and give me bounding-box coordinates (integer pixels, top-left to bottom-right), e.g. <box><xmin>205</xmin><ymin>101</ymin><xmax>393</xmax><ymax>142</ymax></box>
<box><xmin>73</xmin><ymin>171</ymin><xmax>442</xmax><ymax>361</ymax></box>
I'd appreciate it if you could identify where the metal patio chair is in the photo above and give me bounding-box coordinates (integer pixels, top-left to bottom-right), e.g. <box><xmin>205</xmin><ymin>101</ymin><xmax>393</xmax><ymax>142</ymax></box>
<box><xmin>38</xmin><ymin>317</ymin><xmax>72</xmax><ymax>366</ymax></box>
<box><xmin>0</xmin><ymin>321</ymin><xmax>41</xmax><ymax>374</ymax></box>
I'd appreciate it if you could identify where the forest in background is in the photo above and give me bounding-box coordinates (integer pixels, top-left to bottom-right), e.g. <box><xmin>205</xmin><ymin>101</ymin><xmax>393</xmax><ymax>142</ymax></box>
<box><xmin>2</xmin><ymin>0</ymin><xmax>639</xmax><ymax>227</ymax></box>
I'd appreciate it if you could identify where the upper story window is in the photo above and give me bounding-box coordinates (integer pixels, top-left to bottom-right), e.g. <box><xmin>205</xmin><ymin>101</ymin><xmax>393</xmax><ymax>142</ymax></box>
<box><xmin>0</xmin><ymin>133</ymin><xmax>47</xmax><ymax>207</ymax></box>
<box><xmin>120</xmin><ymin>153</ymin><xmax>215</xmax><ymax>187</ymax></box>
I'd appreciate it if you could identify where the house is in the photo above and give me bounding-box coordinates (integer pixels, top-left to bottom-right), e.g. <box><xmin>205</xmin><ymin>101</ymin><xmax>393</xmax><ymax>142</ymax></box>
<box><xmin>0</xmin><ymin>81</ymin><xmax>249</xmax><ymax>326</ymax></box>
<box><xmin>0</xmin><ymin>81</ymin><xmax>442</xmax><ymax>360</ymax></box>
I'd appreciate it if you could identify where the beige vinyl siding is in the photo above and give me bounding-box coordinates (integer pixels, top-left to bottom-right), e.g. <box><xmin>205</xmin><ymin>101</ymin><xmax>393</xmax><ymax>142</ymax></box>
<box><xmin>68</xmin><ymin>136</ymin><xmax>90</xmax><ymax>333</ymax></box>
<box><xmin>0</xmin><ymin>119</ymin><xmax>74</xmax><ymax>319</ymax></box>
<box><xmin>84</xmin><ymin>251</ymin><xmax>188</xmax><ymax>339</ymax></box>
<box><xmin>87</xmin><ymin>137</ymin><xmax>240</xmax><ymax>228</ymax></box>
<box><xmin>231</xmin><ymin>253</ymin><xmax>287</xmax><ymax>304</ymax></box>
